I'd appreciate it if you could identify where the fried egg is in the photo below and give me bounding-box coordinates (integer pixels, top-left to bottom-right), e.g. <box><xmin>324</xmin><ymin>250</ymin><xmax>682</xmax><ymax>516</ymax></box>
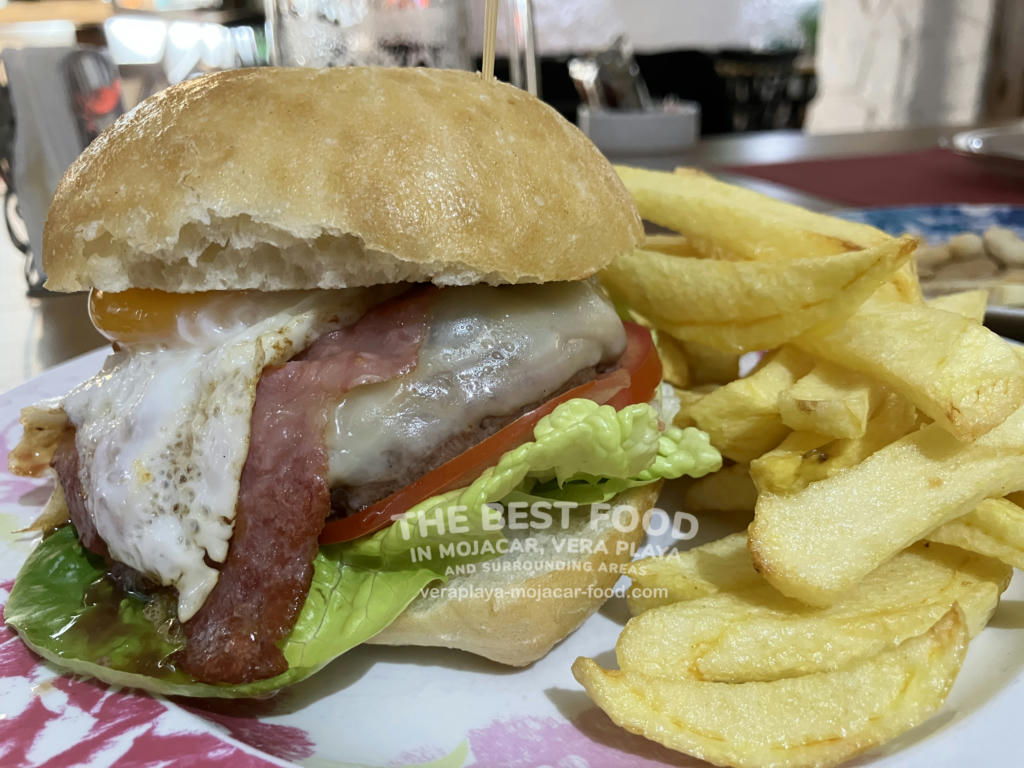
<box><xmin>63</xmin><ymin>288</ymin><xmax>384</xmax><ymax>621</ymax></box>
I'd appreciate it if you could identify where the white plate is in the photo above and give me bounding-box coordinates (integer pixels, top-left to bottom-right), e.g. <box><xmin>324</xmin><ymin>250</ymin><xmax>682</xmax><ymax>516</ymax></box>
<box><xmin>1</xmin><ymin>349</ymin><xmax>1022</xmax><ymax>767</ymax></box>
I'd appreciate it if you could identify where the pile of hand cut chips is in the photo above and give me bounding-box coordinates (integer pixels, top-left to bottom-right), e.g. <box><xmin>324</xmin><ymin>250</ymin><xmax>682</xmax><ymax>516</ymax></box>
<box><xmin>574</xmin><ymin>166</ymin><xmax>1024</xmax><ymax>768</ymax></box>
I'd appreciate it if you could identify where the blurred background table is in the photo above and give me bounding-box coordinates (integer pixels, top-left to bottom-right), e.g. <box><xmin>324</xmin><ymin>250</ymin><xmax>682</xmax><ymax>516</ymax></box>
<box><xmin>605</xmin><ymin>122</ymin><xmax>1024</xmax><ymax>212</ymax></box>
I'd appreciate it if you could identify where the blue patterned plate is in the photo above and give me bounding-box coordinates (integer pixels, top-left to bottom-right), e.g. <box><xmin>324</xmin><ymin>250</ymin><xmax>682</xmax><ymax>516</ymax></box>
<box><xmin>836</xmin><ymin>204</ymin><xmax>1024</xmax><ymax>335</ymax></box>
<box><xmin>836</xmin><ymin>203</ymin><xmax>1024</xmax><ymax>244</ymax></box>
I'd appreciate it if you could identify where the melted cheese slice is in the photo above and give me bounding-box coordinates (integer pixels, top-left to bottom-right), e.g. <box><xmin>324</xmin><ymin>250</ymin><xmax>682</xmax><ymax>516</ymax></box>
<box><xmin>326</xmin><ymin>281</ymin><xmax>626</xmax><ymax>490</ymax></box>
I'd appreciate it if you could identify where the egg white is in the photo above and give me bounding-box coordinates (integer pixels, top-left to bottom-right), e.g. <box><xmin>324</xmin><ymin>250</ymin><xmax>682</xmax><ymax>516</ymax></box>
<box><xmin>62</xmin><ymin>288</ymin><xmax>384</xmax><ymax>621</ymax></box>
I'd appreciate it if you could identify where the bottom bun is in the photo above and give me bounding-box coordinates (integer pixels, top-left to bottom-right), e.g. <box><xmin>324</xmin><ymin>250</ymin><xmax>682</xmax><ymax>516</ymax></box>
<box><xmin>367</xmin><ymin>482</ymin><xmax>662</xmax><ymax>666</ymax></box>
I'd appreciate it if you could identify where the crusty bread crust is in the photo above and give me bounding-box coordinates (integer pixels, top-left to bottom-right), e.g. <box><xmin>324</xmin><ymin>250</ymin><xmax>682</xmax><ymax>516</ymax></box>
<box><xmin>368</xmin><ymin>482</ymin><xmax>662</xmax><ymax>665</ymax></box>
<box><xmin>44</xmin><ymin>67</ymin><xmax>642</xmax><ymax>293</ymax></box>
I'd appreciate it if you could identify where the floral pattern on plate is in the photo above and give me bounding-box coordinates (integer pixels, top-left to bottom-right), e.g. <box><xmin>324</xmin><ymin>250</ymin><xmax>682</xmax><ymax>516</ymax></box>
<box><xmin>1</xmin><ymin>349</ymin><xmax>1024</xmax><ymax>768</ymax></box>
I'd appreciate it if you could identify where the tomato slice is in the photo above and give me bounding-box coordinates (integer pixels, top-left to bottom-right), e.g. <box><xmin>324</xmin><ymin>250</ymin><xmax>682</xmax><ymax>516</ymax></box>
<box><xmin>319</xmin><ymin>322</ymin><xmax>662</xmax><ymax>544</ymax></box>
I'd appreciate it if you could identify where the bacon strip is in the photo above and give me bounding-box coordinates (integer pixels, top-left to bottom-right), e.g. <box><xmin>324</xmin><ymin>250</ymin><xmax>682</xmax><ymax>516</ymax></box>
<box><xmin>180</xmin><ymin>288</ymin><xmax>434</xmax><ymax>683</ymax></box>
<box><xmin>52</xmin><ymin>428</ymin><xmax>110</xmax><ymax>558</ymax></box>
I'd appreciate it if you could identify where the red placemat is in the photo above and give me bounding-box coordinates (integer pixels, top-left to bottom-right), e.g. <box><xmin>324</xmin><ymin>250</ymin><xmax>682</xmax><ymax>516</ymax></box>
<box><xmin>722</xmin><ymin>147</ymin><xmax>1024</xmax><ymax>207</ymax></box>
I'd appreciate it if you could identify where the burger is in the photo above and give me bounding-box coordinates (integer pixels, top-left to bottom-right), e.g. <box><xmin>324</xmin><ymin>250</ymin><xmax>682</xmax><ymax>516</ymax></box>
<box><xmin>5</xmin><ymin>67</ymin><xmax>720</xmax><ymax>697</ymax></box>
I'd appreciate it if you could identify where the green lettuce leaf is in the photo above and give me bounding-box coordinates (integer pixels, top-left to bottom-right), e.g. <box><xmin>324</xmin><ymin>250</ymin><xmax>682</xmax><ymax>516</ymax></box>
<box><xmin>345</xmin><ymin>399</ymin><xmax>719</xmax><ymax>557</ymax></box>
<box><xmin>508</xmin><ymin>421</ymin><xmax>721</xmax><ymax>506</ymax></box>
<box><xmin>3</xmin><ymin>526</ymin><xmax>439</xmax><ymax>697</ymax></box>
<box><xmin>4</xmin><ymin>398</ymin><xmax>721</xmax><ymax>697</ymax></box>
<box><xmin>278</xmin><ymin>561</ymin><xmax>438</xmax><ymax>672</ymax></box>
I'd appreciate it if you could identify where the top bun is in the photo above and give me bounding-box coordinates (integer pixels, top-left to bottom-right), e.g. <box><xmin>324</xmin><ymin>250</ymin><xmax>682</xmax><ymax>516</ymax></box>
<box><xmin>44</xmin><ymin>67</ymin><xmax>642</xmax><ymax>293</ymax></box>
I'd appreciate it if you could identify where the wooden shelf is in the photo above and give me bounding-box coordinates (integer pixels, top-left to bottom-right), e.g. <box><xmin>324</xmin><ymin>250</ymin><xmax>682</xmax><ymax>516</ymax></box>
<box><xmin>0</xmin><ymin>1</ymin><xmax>114</xmax><ymax>27</ymax></box>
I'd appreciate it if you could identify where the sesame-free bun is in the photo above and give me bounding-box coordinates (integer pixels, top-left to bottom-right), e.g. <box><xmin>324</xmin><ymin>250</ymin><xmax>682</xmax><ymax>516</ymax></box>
<box><xmin>43</xmin><ymin>67</ymin><xmax>642</xmax><ymax>293</ymax></box>
<box><xmin>369</xmin><ymin>482</ymin><xmax>660</xmax><ymax>666</ymax></box>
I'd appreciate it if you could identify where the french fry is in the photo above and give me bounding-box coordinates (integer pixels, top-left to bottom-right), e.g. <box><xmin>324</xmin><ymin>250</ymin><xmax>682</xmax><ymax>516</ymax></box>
<box><xmin>615</xmin><ymin>165</ymin><xmax>891</xmax><ymax>260</ymax></box>
<box><xmin>687</xmin><ymin>348</ymin><xmax>811</xmax><ymax>463</ymax></box>
<box><xmin>749</xmin><ymin>404</ymin><xmax>1024</xmax><ymax>606</ymax></box>
<box><xmin>627</xmin><ymin>532</ymin><xmax>757</xmax><ymax>613</ymax></box>
<box><xmin>594</xmin><ymin>163</ymin><xmax>1015</xmax><ymax>768</ymax></box>
<box><xmin>618</xmin><ymin>540</ymin><xmax>1007</xmax><ymax>681</ymax></box>
<box><xmin>748</xmin><ymin>431</ymin><xmax>830</xmax><ymax>495</ymax></box>
<box><xmin>640</xmin><ymin>234</ymin><xmax>699</xmax><ymax>257</ymax></box>
<box><xmin>928</xmin><ymin>497</ymin><xmax>1024</xmax><ymax>570</ymax></box>
<box><xmin>750</xmin><ymin>392</ymin><xmax>922</xmax><ymax>495</ymax></box>
<box><xmin>670</xmin><ymin>386</ymin><xmax>708</xmax><ymax>429</ymax></box>
<box><xmin>602</xmin><ymin>237</ymin><xmax>915</xmax><ymax>353</ymax></box>
<box><xmin>777</xmin><ymin>361</ymin><xmax>882</xmax><ymax>439</ymax></box>
<box><xmin>875</xmin><ymin>259</ymin><xmax>924</xmax><ymax>304</ymax></box>
<box><xmin>680</xmin><ymin>339</ymin><xmax>739</xmax><ymax>385</ymax></box>
<box><xmin>794</xmin><ymin>297</ymin><xmax>1024</xmax><ymax>441</ymax></box>
<box><xmin>651</xmin><ymin>330</ymin><xmax>689</xmax><ymax>388</ymax></box>
<box><xmin>927</xmin><ymin>288</ymin><xmax>989</xmax><ymax>322</ymax></box>
<box><xmin>573</xmin><ymin>608</ymin><xmax>967</xmax><ymax>768</ymax></box>
<box><xmin>682</xmin><ymin>463</ymin><xmax>757</xmax><ymax>514</ymax></box>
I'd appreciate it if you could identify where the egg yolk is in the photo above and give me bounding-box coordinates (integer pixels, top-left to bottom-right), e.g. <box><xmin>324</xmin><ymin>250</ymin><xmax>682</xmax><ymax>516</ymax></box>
<box><xmin>88</xmin><ymin>288</ymin><xmax>251</xmax><ymax>344</ymax></box>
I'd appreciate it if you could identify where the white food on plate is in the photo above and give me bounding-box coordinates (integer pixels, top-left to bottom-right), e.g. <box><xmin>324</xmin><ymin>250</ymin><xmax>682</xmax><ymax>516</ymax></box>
<box><xmin>62</xmin><ymin>290</ymin><xmax>376</xmax><ymax>621</ymax></box>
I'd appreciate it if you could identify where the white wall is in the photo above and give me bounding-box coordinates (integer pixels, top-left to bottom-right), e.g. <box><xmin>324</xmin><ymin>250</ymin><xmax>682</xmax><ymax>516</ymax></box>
<box><xmin>808</xmin><ymin>0</ymin><xmax>996</xmax><ymax>133</ymax></box>
<box><xmin>468</xmin><ymin>0</ymin><xmax>816</xmax><ymax>55</ymax></box>
<box><xmin>466</xmin><ymin>0</ymin><xmax>998</xmax><ymax>133</ymax></box>
<box><xmin>609</xmin><ymin>0</ymin><xmax>815</xmax><ymax>52</ymax></box>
